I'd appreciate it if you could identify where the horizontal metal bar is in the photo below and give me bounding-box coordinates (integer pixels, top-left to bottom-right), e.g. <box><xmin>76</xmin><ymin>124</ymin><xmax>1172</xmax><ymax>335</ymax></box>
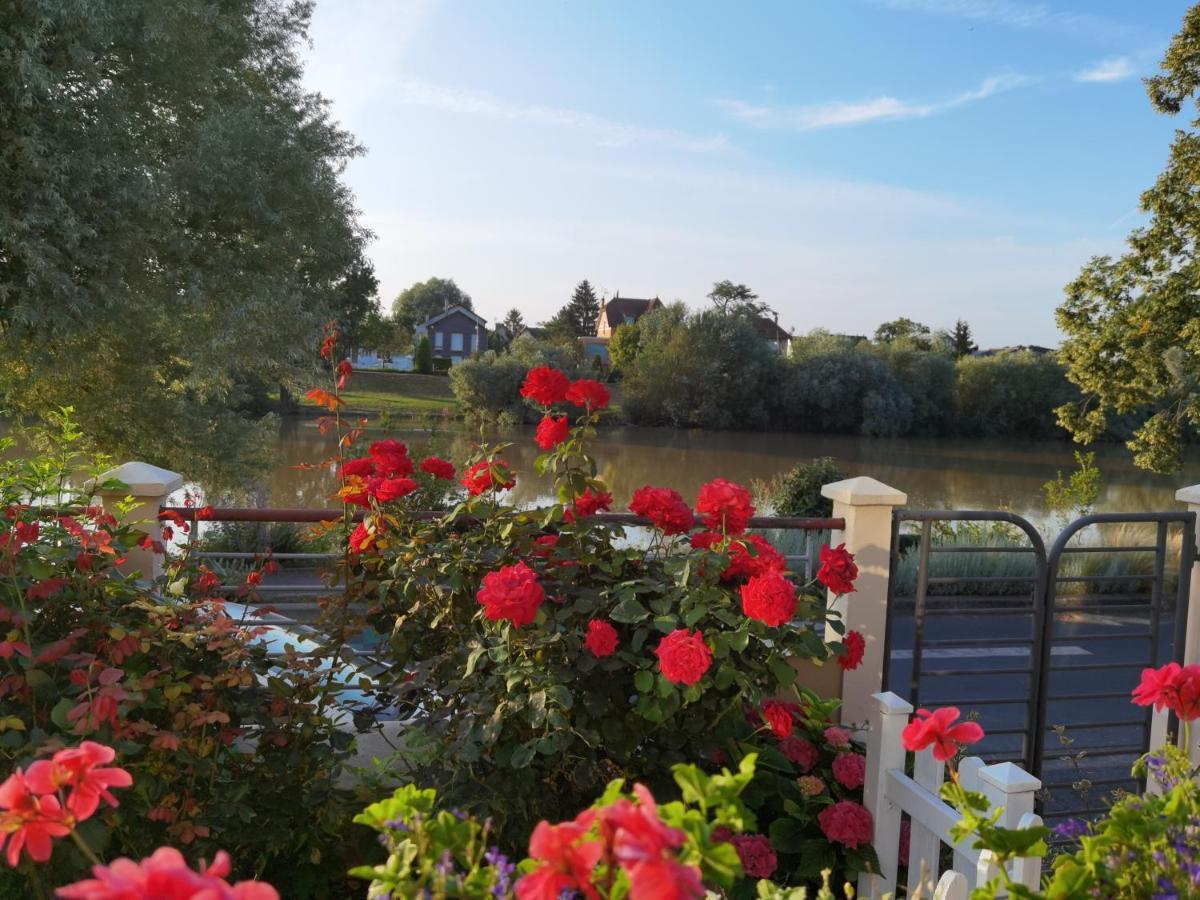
<box><xmin>921</xmin><ymin>666</ymin><xmax>1033</xmax><ymax>677</ymax></box>
<box><xmin>927</xmin><ymin>575</ymin><xmax>1038</xmax><ymax>584</ymax></box>
<box><xmin>925</xmin><ymin>696</ymin><xmax>1035</xmax><ymax>706</ymax></box>
<box><xmin>1042</xmin><ymin>776</ymin><xmax>1139</xmax><ymax>789</ymax></box>
<box><xmin>1048</xmin><ymin>632</ymin><xmax>1152</xmax><ymax>642</ymax></box>
<box><xmin>920</xmin><ymin>637</ymin><xmax>1035</xmax><ymax>648</ymax></box>
<box><xmin>918</xmin><ymin>606</ymin><xmax>1038</xmax><ymax>617</ymax></box>
<box><xmin>1055</xmin><ymin>574</ymin><xmax>1157</xmax><ymax>583</ymax></box>
<box><xmin>1059</xmin><ymin>545</ymin><xmax>1159</xmax><ymax>554</ymax></box>
<box><xmin>928</xmin><ymin>546</ymin><xmax>1037</xmax><ymax>555</ymax></box>
<box><xmin>195</xmin><ymin>552</ymin><xmax>338</xmax><ymax>560</ymax></box>
<box><xmin>1047</xmin><ymin>661</ymin><xmax>1151</xmax><ymax>672</ymax></box>
<box><xmin>1038</xmin><ymin>736</ymin><xmax>1145</xmax><ymax>749</ymax></box>
<box><xmin>1042</xmin><ymin>690</ymin><xmax>1142</xmax><ymax>702</ymax></box>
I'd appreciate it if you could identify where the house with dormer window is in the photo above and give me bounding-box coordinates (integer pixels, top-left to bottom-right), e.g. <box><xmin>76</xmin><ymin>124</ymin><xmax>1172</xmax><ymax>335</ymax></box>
<box><xmin>579</xmin><ymin>292</ymin><xmax>663</xmax><ymax>366</ymax></box>
<box><xmin>413</xmin><ymin>305</ymin><xmax>488</xmax><ymax>364</ymax></box>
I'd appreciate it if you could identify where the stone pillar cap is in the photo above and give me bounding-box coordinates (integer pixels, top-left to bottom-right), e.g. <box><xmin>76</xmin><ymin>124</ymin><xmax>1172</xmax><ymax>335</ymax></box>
<box><xmin>99</xmin><ymin>461</ymin><xmax>185</xmax><ymax>497</ymax></box>
<box><xmin>822</xmin><ymin>476</ymin><xmax>908</xmax><ymax>507</ymax></box>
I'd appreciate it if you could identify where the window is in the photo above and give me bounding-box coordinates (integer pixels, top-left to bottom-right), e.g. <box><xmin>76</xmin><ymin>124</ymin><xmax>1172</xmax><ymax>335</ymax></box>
<box><xmin>471</xmin><ymin>333</ymin><xmax>479</xmax><ymax>352</ymax></box>
<box><xmin>434</xmin><ymin>332</ymin><xmax>443</xmax><ymax>350</ymax></box>
<box><xmin>450</xmin><ymin>333</ymin><xmax>464</xmax><ymax>352</ymax></box>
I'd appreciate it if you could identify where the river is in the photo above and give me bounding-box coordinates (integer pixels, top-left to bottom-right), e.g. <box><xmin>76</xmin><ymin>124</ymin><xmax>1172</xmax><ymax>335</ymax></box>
<box><xmin>228</xmin><ymin>419</ymin><xmax>1200</xmax><ymax>528</ymax></box>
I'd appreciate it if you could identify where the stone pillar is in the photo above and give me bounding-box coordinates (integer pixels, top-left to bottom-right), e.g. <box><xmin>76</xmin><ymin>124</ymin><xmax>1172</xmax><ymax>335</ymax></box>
<box><xmin>1173</xmin><ymin>484</ymin><xmax>1200</xmax><ymax>765</ymax></box>
<box><xmin>822</xmin><ymin>476</ymin><xmax>908</xmax><ymax>726</ymax></box>
<box><xmin>98</xmin><ymin>461</ymin><xmax>184</xmax><ymax>582</ymax></box>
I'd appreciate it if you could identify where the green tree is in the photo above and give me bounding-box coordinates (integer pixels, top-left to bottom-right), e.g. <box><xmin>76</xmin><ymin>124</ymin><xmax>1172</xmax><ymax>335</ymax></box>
<box><xmin>334</xmin><ymin>261</ymin><xmax>381</xmax><ymax>354</ymax></box>
<box><xmin>874</xmin><ymin>317</ymin><xmax>932</xmax><ymax>345</ymax></box>
<box><xmin>568</xmin><ymin>280</ymin><xmax>601</xmax><ymax>336</ymax></box>
<box><xmin>951</xmin><ymin>319</ymin><xmax>978</xmax><ymax>358</ymax></box>
<box><xmin>706</xmin><ymin>280</ymin><xmax>772</xmax><ymax>318</ymax></box>
<box><xmin>1056</xmin><ymin>6</ymin><xmax>1200</xmax><ymax>472</ymax></box>
<box><xmin>415</xmin><ymin>336</ymin><xmax>433</xmax><ymax>374</ymax></box>
<box><xmin>608</xmin><ymin>322</ymin><xmax>642</xmax><ymax>370</ymax></box>
<box><xmin>540</xmin><ymin>307</ymin><xmax>579</xmax><ymax>346</ymax></box>
<box><xmin>357</xmin><ymin>305</ymin><xmax>402</xmax><ymax>356</ymax></box>
<box><xmin>955</xmin><ymin>353</ymin><xmax>1075</xmax><ymax>439</ymax></box>
<box><xmin>502</xmin><ymin>308</ymin><xmax>526</xmax><ymax>338</ymax></box>
<box><xmin>0</xmin><ymin>0</ymin><xmax>370</xmax><ymax>484</ymax></box>
<box><xmin>392</xmin><ymin>278</ymin><xmax>473</xmax><ymax>339</ymax></box>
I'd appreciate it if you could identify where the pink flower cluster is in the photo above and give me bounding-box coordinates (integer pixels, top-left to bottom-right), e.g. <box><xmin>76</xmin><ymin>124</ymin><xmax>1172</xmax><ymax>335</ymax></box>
<box><xmin>59</xmin><ymin>847</ymin><xmax>278</xmax><ymax>900</ymax></box>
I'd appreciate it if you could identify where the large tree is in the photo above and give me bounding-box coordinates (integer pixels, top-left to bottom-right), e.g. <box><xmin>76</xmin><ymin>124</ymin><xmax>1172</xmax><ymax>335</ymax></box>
<box><xmin>706</xmin><ymin>280</ymin><xmax>772</xmax><ymax>318</ymax></box>
<box><xmin>0</xmin><ymin>0</ymin><xmax>370</xmax><ymax>485</ymax></box>
<box><xmin>567</xmin><ymin>280</ymin><xmax>601</xmax><ymax>336</ymax></box>
<box><xmin>1057</xmin><ymin>5</ymin><xmax>1200</xmax><ymax>472</ymax></box>
<box><xmin>951</xmin><ymin>319</ymin><xmax>978</xmax><ymax>358</ymax></box>
<box><xmin>873</xmin><ymin>317</ymin><xmax>932</xmax><ymax>345</ymax></box>
<box><xmin>392</xmin><ymin>277</ymin><xmax>473</xmax><ymax>338</ymax></box>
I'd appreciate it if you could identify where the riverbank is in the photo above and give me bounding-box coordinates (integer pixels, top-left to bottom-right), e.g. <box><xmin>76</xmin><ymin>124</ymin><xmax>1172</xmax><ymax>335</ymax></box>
<box><xmin>298</xmin><ymin>370</ymin><xmax>460</xmax><ymax>417</ymax></box>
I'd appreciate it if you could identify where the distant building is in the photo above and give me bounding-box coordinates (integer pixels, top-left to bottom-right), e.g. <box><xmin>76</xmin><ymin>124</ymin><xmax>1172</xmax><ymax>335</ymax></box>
<box><xmin>752</xmin><ymin>315</ymin><xmax>793</xmax><ymax>356</ymax></box>
<box><xmin>972</xmin><ymin>345</ymin><xmax>1055</xmax><ymax>358</ymax></box>
<box><xmin>413</xmin><ymin>305</ymin><xmax>488</xmax><ymax>364</ymax></box>
<box><xmin>580</xmin><ymin>292</ymin><xmax>664</xmax><ymax>367</ymax></box>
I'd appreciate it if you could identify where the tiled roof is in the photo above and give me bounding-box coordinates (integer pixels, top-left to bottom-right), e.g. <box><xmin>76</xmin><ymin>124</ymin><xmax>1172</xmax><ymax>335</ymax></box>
<box><xmin>601</xmin><ymin>297</ymin><xmax>660</xmax><ymax>329</ymax></box>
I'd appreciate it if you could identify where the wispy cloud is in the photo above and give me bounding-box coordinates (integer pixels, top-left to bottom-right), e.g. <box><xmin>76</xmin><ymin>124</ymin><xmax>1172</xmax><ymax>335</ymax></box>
<box><xmin>716</xmin><ymin>74</ymin><xmax>1030</xmax><ymax>131</ymax></box>
<box><xmin>1075</xmin><ymin>56</ymin><xmax>1137</xmax><ymax>83</ymax></box>
<box><xmin>868</xmin><ymin>0</ymin><xmax>1139</xmax><ymax>41</ymax></box>
<box><xmin>390</xmin><ymin>79</ymin><xmax>732</xmax><ymax>155</ymax></box>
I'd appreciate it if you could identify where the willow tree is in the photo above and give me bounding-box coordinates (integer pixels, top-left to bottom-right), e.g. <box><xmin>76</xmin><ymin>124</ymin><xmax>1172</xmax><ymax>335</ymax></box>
<box><xmin>1057</xmin><ymin>5</ymin><xmax>1200</xmax><ymax>472</ymax></box>
<box><xmin>0</xmin><ymin>0</ymin><xmax>372</xmax><ymax>485</ymax></box>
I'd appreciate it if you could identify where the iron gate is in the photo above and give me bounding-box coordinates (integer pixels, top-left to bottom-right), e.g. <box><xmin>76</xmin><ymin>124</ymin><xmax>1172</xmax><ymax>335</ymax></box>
<box><xmin>882</xmin><ymin>508</ymin><xmax>1195</xmax><ymax>818</ymax></box>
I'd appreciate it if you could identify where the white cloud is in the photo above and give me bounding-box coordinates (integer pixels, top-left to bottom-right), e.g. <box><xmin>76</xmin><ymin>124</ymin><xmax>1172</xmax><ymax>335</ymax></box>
<box><xmin>389</xmin><ymin>79</ymin><xmax>733</xmax><ymax>155</ymax></box>
<box><xmin>716</xmin><ymin>74</ymin><xmax>1031</xmax><ymax>131</ymax></box>
<box><xmin>869</xmin><ymin>0</ymin><xmax>1137</xmax><ymax>40</ymax></box>
<box><xmin>1075</xmin><ymin>57</ymin><xmax>1136</xmax><ymax>83</ymax></box>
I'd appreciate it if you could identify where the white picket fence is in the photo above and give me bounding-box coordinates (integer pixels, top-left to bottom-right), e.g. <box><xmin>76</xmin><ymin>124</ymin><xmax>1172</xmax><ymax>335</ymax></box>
<box><xmin>858</xmin><ymin>692</ymin><xmax>1044</xmax><ymax>899</ymax></box>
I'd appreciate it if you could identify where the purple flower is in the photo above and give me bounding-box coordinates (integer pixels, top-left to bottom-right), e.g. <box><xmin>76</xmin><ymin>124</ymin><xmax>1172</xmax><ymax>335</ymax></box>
<box><xmin>485</xmin><ymin>846</ymin><xmax>515</xmax><ymax>897</ymax></box>
<box><xmin>1054</xmin><ymin>818</ymin><xmax>1089</xmax><ymax>839</ymax></box>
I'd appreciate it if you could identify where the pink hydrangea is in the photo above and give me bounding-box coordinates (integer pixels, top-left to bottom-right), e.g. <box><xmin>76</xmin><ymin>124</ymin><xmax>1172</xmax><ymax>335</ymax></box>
<box><xmin>798</xmin><ymin>775</ymin><xmax>825</xmax><ymax>797</ymax></box>
<box><xmin>832</xmin><ymin>753</ymin><xmax>866</xmax><ymax>790</ymax></box>
<box><xmin>729</xmin><ymin>834</ymin><xmax>777</xmax><ymax>878</ymax></box>
<box><xmin>778</xmin><ymin>736</ymin><xmax>820</xmax><ymax>773</ymax></box>
<box><xmin>817</xmin><ymin>801</ymin><xmax>873</xmax><ymax>849</ymax></box>
<box><xmin>823</xmin><ymin>726</ymin><xmax>852</xmax><ymax>749</ymax></box>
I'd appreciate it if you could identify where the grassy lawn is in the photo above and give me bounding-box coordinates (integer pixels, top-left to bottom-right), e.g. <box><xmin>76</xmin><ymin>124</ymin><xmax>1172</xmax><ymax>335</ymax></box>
<box><xmin>301</xmin><ymin>370</ymin><xmax>460</xmax><ymax>416</ymax></box>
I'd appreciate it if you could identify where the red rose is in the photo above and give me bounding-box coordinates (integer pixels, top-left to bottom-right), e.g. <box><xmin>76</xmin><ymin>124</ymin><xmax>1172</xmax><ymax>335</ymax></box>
<box><xmin>817</xmin><ymin>543</ymin><xmax>858</xmax><ymax>595</ymax></box>
<box><xmin>565</xmin><ymin>379</ymin><xmax>610</xmax><ymax>411</ymax></box>
<box><xmin>584</xmin><ymin>620</ymin><xmax>619</xmax><ymax>658</ymax></box>
<box><xmin>567</xmin><ymin>487</ymin><xmax>612</xmax><ymax>521</ymax></box>
<box><xmin>338</xmin><ymin>476</ymin><xmax>371</xmax><ymax>508</ymax></box>
<box><xmin>535</xmin><ymin>415</ymin><xmax>570</xmax><ymax>451</ymax></box>
<box><xmin>461</xmin><ymin>460</ymin><xmax>516</xmax><ymax>496</ymax></box>
<box><xmin>723</xmin><ymin>534</ymin><xmax>786</xmax><ymax>582</ymax></box>
<box><xmin>778</xmin><ymin>736</ymin><xmax>819</xmax><ymax>773</ymax></box>
<box><xmin>419</xmin><ymin>457</ymin><xmax>456</xmax><ymax>480</ymax></box>
<box><xmin>832</xmin><ymin>753</ymin><xmax>866</xmax><ymax>790</ymax></box>
<box><xmin>630</xmin><ymin>486</ymin><xmax>695</xmax><ymax>536</ymax></box>
<box><xmin>740</xmin><ymin>571</ymin><xmax>797</xmax><ymax>627</ymax></box>
<box><xmin>761</xmin><ymin>701</ymin><xmax>793</xmax><ymax>739</ymax></box>
<box><xmin>655</xmin><ymin>629</ymin><xmax>712</xmax><ymax>686</ymax></box>
<box><xmin>477</xmin><ymin>562</ymin><xmax>544</xmax><ymax>627</ymax></box>
<box><xmin>695</xmin><ymin>478</ymin><xmax>754</xmax><ymax>535</ymax></box>
<box><xmin>348</xmin><ymin>521</ymin><xmax>377</xmax><ymax>555</ymax></box>
<box><xmin>838</xmin><ymin>630</ymin><xmax>866</xmax><ymax>671</ymax></box>
<box><xmin>370</xmin><ymin>477</ymin><xmax>417</xmax><ymax>503</ymax></box>
<box><xmin>729</xmin><ymin>834</ymin><xmax>777</xmax><ymax>879</ymax></box>
<box><xmin>340</xmin><ymin>457</ymin><xmax>375</xmax><ymax>479</ymax></box>
<box><xmin>520</xmin><ymin>366</ymin><xmax>571</xmax><ymax>405</ymax></box>
<box><xmin>817</xmin><ymin>801</ymin><xmax>873</xmax><ymax>849</ymax></box>
<box><xmin>369</xmin><ymin>439</ymin><xmax>413</xmax><ymax>478</ymax></box>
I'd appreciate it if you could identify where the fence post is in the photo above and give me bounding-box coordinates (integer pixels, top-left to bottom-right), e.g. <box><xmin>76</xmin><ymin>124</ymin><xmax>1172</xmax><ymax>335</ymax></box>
<box><xmin>1175</xmin><ymin>484</ymin><xmax>1200</xmax><ymax>765</ymax></box>
<box><xmin>821</xmin><ymin>476</ymin><xmax>908</xmax><ymax>725</ymax></box>
<box><xmin>978</xmin><ymin>761</ymin><xmax>1041</xmax><ymax>890</ymax></box>
<box><xmin>857</xmin><ymin>690</ymin><xmax>912</xmax><ymax>900</ymax></box>
<box><xmin>98</xmin><ymin>461</ymin><xmax>184</xmax><ymax>582</ymax></box>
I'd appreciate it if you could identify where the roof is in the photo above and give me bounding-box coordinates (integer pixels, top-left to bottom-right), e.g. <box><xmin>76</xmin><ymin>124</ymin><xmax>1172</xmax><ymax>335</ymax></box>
<box><xmin>416</xmin><ymin>304</ymin><xmax>487</xmax><ymax>329</ymax></box>
<box><xmin>752</xmin><ymin>316</ymin><xmax>792</xmax><ymax>341</ymax></box>
<box><xmin>601</xmin><ymin>295</ymin><xmax>661</xmax><ymax>330</ymax></box>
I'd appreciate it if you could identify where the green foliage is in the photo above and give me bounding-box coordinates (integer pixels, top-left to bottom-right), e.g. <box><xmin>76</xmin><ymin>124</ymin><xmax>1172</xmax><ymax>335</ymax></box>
<box><xmin>766</xmin><ymin>458</ymin><xmax>847</xmax><ymax>518</ymax></box>
<box><xmin>0</xmin><ymin>0</ymin><xmax>370</xmax><ymax>485</ymax></box>
<box><xmin>415</xmin><ymin>337</ymin><xmax>433</xmax><ymax>374</ymax></box>
<box><xmin>357</xmin><ymin>305</ymin><xmax>407</xmax><ymax>356</ymax></box>
<box><xmin>951</xmin><ymin>319</ymin><xmax>978</xmax><ymax>358</ymax></box>
<box><xmin>1055</xmin><ymin>6</ymin><xmax>1200</xmax><ymax>473</ymax></box>
<box><xmin>1042</xmin><ymin>451</ymin><xmax>1102</xmax><ymax>528</ymax></box>
<box><xmin>868</xmin><ymin>343</ymin><xmax>958</xmax><ymax>435</ymax></box>
<box><xmin>393</xmin><ymin>278</ymin><xmax>473</xmax><ymax>338</ymax></box>
<box><xmin>0</xmin><ymin>420</ymin><xmax>356</xmax><ymax>896</ymax></box>
<box><xmin>783</xmin><ymin>350</ymin><xmax>913</xmax><ymax>437</ymax></box>
<box><xmin>954</xmin><ymin>353</ymin><xmax>1076</xmax><ymax>439</ymax></box>
<box><xmin>449</xmin><ymin>352</ymin><xmax>528</xmax><ymax>422</ymax></box>
<box><xmin>708</xmin><ymin>280</ymin><xmax>772</xmax><ymax>318</ymax></box>
<box><xmin>433</xmin><ymin>357</ymin><xmax>453</xmax><ymax>374</ymax></box>
<box><xmin>553</xmin><ymin>279</ymin><xmax>601</xmax><ymax>338</ymax></box>
<box><xmin>788</xmin><ymin>330</ymin><xmax>864</xmax><ymax>362</ymax></box>
<box><xmin>874</xmin><ymin>317</ymin><xmax>931</xmax><ymax>346</ymax></box>
<box><xmin>608</xmin><ymin>322</ymin><xmax>643</xmax><ymax>371</ymax></box>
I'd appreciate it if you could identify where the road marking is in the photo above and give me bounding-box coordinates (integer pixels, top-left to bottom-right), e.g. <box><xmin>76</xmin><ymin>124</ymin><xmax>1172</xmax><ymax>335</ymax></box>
<box><xmin>890</xmin><ymin>646</ymin><xmax>1091</xmax><ymax>659</ymax></box>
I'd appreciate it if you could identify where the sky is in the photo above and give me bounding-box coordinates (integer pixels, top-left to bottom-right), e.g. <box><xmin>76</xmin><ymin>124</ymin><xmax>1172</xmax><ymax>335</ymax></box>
<box><xmin>301</xmin><ymin>0</ymin><xmax>1196</xmax><ymax>347</ymax></box>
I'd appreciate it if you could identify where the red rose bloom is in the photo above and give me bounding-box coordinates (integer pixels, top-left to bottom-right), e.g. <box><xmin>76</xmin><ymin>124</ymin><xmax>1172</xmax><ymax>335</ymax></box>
<box><xmin>462</xmin><ymin>460</ymin><xmax>517</xmax><ymax>496</ymax></box>
<box><xmin>838</xmin><ymin>630</ymin><xmax>866</xmax><ymax>671</ymax></box>
<box><xmin>369</xmin><ymin>439</ymin><xmax>413</xmax><ymax>478</ymax></box>
<box><xmin>340</xmin><ymin>457</ymin><xmax>375</xmax><ymax>479</ymax></box>
<box><xmin>695</xmin><ymin>478</ymin><xmax>754</xmax><ymax>535</ymax></box>
<box><xmin>348</xmin><ymin>521</ymin><xmax>377</xmax><ymax>555</ymax></box>
<box><xmin>817</xmin><ymin>801</ymin><xmax>873</xmax><ymax>849</ymax></box>
<box><xmin>370</xmin><ymin>477</ymin><xmax>418</xmax><ymax>503</ymax></box>
<box><xmin>520</xmin><ymin>366</ymin><xmax>571</xmax><ymax>405</ymax></box>
<box><xmin>778</xmin><ymin>737</ymin><xmax>819</xmax><ymax>773</ymax></box>
<box><xmin>567</xmin><ymin>487</ymin><xmax>613</xmax><ymax>521</ymax></box>
<box><xmin>817</xmin><ymin>543</ymin><xmax>858</xmax><ymax>595</ymax></box>
<box><xmin>565</xmin><ymin>379</ymin><xmax>610</xmax><ymax>411</ymax></box>
<box><xmin>339</xmin><ymin>476</ymin><xmax>371</xmax><ymax>508</ymax></box>
<box><xmin>761</xmin><ymin>701</ymin><xmax>793</xmax><ymax>739</ymax></box>
<box><xmin>655</xmin><ymin>629</ymin><xmax>712</xmax><ymax>686</ymax></box>
<box><xmin>730</xmin><ymin>834</ymin><xmax>777</xmax><ymax>879</ymax></box>
<box><xmin>584</xmin><ymin>620</ymin><xmax>619</xmax><ymax>658</ymax></box>
<box><xmin>630</xmin><ymin>486</ymin><xmax>695</xmax><ymax>536</ymax></box>
<box><xmin>477</xmin><ymin>562</ymin><xmax>545</xmax><ymax>627</ymax></box>
<box><xmin>535</xmin><ymin>415</ymin><xmax>571</xmax><ymax>451</ymax></box>
<box><xmin>901</xmin><ymin>707</ymin><xmax>984</xmax><ymax>761</ymax></box>
<box><xmin>723</xmin><ymin>534</ymin><xmax>786</xmax><ymax>582</ymax></box>
<box><xmin>740</xmin><ymin>571</ymin><xmax>798</xmax><ymax>627</ymax></box>
<box><xmin>832</xmin><ymin>753</ymin><xmax>867</xmax><ymax>790</ymax></box>
<box><xmin>419</xmin><ymin>457</ymin><xmax>456</xmax><ymax>480</ymax></box>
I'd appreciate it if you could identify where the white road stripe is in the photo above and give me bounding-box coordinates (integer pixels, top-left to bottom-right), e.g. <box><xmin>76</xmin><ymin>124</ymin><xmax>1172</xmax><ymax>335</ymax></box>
<box><xmin>890</xmin><ymin>646</ymin><xmax>1091</xmax><ymax>659</ymax></box>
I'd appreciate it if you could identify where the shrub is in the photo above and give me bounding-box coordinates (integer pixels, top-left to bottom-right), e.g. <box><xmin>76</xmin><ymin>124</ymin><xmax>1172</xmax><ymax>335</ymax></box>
<box><xmin>782</xmin><ymin>350</ymin><xmax>912</xmax><ymax>437</ymax></box>
<box><xmin>415</xmin><ymin>336</ymin><xmax>433</xmax><ymax>373</ymax></box>
<box><xmin>449</xmin><ymin>351</ymin><xmax>528</xmax><ymax>422</ymax></box>
<box><xmin>340</xmin><ymin>366</ymin><xmax>868</xmax><ymax>889</ymax></box>
<box><xmin>954</xmin><ymin>352</ymin><xmax>1075</xmax><ymax>439</ymax></box>
<box><xmin>765</xmin><ymin>458</ymin><xmax>847</xmax><ymax>518</ymax></box>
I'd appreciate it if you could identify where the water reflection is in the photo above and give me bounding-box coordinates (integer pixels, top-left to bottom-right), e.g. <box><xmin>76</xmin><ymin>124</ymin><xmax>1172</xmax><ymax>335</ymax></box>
<box><xmin>228</xmin><ymin>420</ymin><xmax>1200</xmax><ymax>526</ymax></box>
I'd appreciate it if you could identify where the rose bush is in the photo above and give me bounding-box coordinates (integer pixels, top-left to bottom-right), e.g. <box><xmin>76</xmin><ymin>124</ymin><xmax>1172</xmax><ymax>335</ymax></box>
<box><xmin>336</xmin><ymin>365</ymin><xmax>867</xmax><ymax>890</ymax></box>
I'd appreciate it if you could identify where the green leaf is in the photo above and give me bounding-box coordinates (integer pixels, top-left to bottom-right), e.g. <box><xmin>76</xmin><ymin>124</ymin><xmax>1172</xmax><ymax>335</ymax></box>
<box><xmin>609</xmin><ymin>595</ymin><xmax>651</xmax><ymax>623</ymax></box>
<box><xmin>634</xmin><ymin>670</ymin><xmax>654</xmax><ymax>693</ymax></box>
<box><xmin>510</xmin><ymin>742</ymin><xmax>537</xmax><ymax>769</ymax></box>
<box><xmin>464</xmin><ymin>646</ymin><xmax>487</xmax><ymax>677</ymax></box>
<box><xmin>769</xmin><ymin>817</ymin><xmax>807</xmax><ymax>853</ymax></box>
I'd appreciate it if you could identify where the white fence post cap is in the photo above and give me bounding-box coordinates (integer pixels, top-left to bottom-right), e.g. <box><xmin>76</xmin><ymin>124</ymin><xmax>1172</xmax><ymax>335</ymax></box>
<box><xmin>978</xmin><ymin>761</ymin><xmax>1041</xmax><ymax>793</ymax></box>
<box><xmin>872</xmin><ymin>691</ymin><xmax>915</xmax><ymax>716</ymax></box>
<box><xmin>1176</xmin><ymin>485</ymin><xmax>1200</xmax><ymax>505</ymax></box>
<box><xmin>100</xmin><ymin>461</ymin><xmax>184</xmax><ymax>497</ymax></box>
<box><xmin>822</xmin><ymin>476</ymin><xmax>908</xmax><ymax>507</ymax></box>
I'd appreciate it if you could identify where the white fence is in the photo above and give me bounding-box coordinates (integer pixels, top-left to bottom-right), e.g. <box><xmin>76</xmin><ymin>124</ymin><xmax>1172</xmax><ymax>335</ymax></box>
<box><xmin>859</xmin><ymin>692</ymin><xmax>1043</xmax><ymax>899</ymax></box>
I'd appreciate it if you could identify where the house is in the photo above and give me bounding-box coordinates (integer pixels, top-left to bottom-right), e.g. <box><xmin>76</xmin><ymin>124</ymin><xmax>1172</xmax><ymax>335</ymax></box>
<box><xmin>580</xmin><ymin>293</ymin><xmax>663</xmax><ymax>367</ymax></box>
<box><xmin>413</xmin><ymin>305</ymin><xmax>488</xmax><ymax>364</ymax></box>
<box><xmin>752</xmin><ymin>315</ymin><xmax>793</xmax><ymax>356</ymax></box>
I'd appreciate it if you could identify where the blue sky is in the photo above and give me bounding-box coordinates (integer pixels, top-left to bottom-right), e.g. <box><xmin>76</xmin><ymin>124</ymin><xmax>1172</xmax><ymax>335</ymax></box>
<box><xmin>302</xmin><ymin>0</ymin><xmax>1194</xmax><ymax>346</ymax></box>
